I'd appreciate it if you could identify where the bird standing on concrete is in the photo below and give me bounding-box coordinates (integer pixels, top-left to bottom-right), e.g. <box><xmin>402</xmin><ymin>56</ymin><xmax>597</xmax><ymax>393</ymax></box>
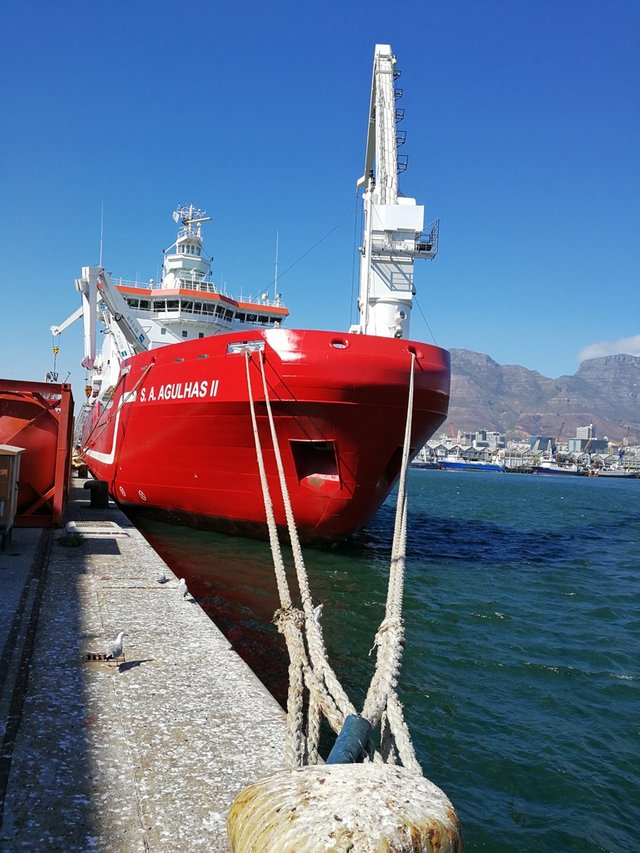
<box><xmin>177</xmin><ymin>578</ymin><xmax>189</xmax><ymax>599</ymax></box>
<box><xmin>105</xmin><ymin>631</ymin><xmax>126</xmax><ymax>662</ymax></box>
<box><xmin>157</xmin><ymin>569</ymin><xmax>169</xmax><ymax>584</ymax></box>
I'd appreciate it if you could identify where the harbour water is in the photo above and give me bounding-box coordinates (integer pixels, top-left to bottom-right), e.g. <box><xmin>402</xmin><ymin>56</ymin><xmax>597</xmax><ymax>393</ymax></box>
<box><xmin>133</xmin><ymin>469</ymin><xmax>638</xmax><ymax>852</ymax></box>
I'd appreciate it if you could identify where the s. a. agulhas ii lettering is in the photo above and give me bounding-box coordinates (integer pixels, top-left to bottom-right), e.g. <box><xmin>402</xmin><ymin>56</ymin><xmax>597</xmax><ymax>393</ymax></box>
<box><xmin>139</xmin><ymin>379</ymin><xmax>219</xmax><ymax>402</ymax></box>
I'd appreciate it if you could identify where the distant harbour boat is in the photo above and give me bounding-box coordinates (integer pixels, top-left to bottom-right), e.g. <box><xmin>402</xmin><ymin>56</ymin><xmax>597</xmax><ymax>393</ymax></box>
<box><xmin>440</xmin><ymin>458</ymin><xmax>504</xmax><ymax>472</ymax></box>
<box><xmin>410</xmin><ymin>454</ymin><xmax>504</xmax><ymax>472</ymax></box>
<box><xmin>532</xmin><ymin>460</ymin><xmax>582</xmax><ymax>476</ymax></box>
<box><xmin>591</xmin><ymin>468</ymin><xmax>639</xmax><ymax>479</ymax></box>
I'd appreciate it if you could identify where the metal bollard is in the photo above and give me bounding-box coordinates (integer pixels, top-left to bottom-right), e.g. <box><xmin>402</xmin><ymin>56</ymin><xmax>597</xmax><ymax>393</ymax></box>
<box><xmin>84</xmin><ymin>479</ymin><xmax>109</xmax><ymax>509</ymax></box>
<box><xmin>228</xmin><ymin>764</ymin><xmax>462</xmax><ymax>852</ymax></box>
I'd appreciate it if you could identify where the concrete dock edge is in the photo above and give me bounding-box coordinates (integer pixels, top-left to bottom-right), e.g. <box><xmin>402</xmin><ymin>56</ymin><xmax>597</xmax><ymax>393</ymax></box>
<box><xmin>0</xmin><ymin>479</ymin><xmax>287</xmax><ymax>852</ymax></box>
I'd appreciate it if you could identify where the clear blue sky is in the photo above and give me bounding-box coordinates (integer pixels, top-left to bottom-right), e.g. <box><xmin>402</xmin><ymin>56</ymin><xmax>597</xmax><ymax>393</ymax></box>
<box><xmin>1</xmin><ymin>0</ymin><xmax>638</xmax><ymax>406</ymax></box>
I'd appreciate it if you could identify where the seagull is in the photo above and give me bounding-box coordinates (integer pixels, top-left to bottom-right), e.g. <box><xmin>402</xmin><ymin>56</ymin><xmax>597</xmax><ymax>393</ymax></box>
<box><xmin>157</xmin><ymin>569</ymin><xmax>169</xmax><ymax>584</ymax></box>
<box><xmin>105</xmin><ymin>631</ymin><xmax>126</xmax><ymax>662</ymax></box>
<box><xmin>177</xmin><ymin>578</ymin><xmax>189</xmax><ymax>599</ymax></box>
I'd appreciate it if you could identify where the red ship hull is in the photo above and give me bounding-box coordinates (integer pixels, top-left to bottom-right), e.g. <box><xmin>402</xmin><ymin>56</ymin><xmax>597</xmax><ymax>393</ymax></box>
<box><xmin>80</xmin><ymin>328</ymin><xmax>449</xmax><ymax>541</ymax></box>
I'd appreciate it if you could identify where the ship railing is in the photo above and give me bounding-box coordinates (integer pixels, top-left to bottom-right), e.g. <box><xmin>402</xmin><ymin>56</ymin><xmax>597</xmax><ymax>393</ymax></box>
<box><xmin>113</xmin><ymin>276</ymin><xmax>219</xmax><ymax>293</ymax></box>
<box><xmin>114</xmin><ymin>276</ymin><xmax>285</xmax><ymax>307</ymax></box>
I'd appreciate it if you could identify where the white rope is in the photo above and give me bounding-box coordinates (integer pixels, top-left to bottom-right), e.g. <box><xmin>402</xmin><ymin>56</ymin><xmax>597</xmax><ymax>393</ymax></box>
<box><xmin>244</xmin><ymin>352</ymin><xmax>307</xmax><ymax>765</ymax></box>
<box><xmin>245</xmin><ymin>347</ymin><xmax>420</xmax><ymax>771</ymax></box>
<box><xmin>256</xmin><ymin>351</ymin><xmax>355</xmax><ymax>722</ymax></box>
<box><xmin>362</xmin><ymin>351</ymin><xmax>415</xmax><ymax>727</ymax></box>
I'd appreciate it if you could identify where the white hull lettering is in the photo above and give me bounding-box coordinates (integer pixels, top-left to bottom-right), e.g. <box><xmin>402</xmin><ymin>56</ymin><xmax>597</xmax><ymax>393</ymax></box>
<box><xmin>137</xmin><ymin>379</ymin><xmax>219</xmax><ymax>403</ymax></box>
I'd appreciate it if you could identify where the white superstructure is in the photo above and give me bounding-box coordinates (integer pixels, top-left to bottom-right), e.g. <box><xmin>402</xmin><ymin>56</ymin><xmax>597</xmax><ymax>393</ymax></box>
<box><xmin>52</xmin><ymin>204</ymin><xmax>289</xmax><ymax>405</ymax></box>
<box><xmin>352</xmin><ymin>44</ymin><xmax>438</xmax><ymax>339</ymax></box>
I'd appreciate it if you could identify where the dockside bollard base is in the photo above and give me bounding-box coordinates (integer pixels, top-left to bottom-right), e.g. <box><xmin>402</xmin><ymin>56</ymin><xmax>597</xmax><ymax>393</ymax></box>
<box><xmin>83</xmin><ymin>479</ymin><xmax>109</xmax><ymax>509</ymax></box>
<box><xmin>227</xmin><ymin>763</ymin><xmax>462</xmax><ymax>852</ymax></box>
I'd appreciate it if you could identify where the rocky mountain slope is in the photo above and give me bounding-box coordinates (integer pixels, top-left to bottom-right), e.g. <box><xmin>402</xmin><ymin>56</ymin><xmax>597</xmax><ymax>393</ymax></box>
<box><xmin>443</xmin><ymin>350</ymin><xmax>640</xmax><ymax>442</ymax></box>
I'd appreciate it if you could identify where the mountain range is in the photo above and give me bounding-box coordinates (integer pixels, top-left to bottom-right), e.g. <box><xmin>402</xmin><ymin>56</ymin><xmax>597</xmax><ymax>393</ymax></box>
<box><xmin>442</xmin><ymin>350</ymin><xmax>640</xmax><ymax>444</ymax></box>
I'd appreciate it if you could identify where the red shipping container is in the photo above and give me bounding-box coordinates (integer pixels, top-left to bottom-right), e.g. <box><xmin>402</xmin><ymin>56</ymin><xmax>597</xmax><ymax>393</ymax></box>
<box><xmin>0</xmin><ymin>379</ymin><xmax>74</xmax><ymax>527</ymax></box>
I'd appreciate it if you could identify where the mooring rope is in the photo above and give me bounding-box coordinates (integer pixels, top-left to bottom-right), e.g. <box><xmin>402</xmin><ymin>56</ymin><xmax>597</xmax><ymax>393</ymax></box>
<box><xmin>245</xmin><ymin>347</ymin><xmax>420</xmax><ymax>772</ymax></box>
<box><xmin>255</xmin><ymin>353</ymin><xmax>355</xmax><ymax>718</ymax></box>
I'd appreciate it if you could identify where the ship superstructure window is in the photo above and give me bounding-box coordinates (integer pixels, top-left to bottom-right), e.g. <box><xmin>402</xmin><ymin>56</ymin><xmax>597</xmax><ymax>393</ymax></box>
<box><xmin>182</xmin><ymin>331</ymin><xmax>188</xmax><ymax>338</ymax></box>
<box><xmin>161</xmin><ymin>328</ymin><xmax>167</xmax><ymax>335</ymax></box>
<box><xmin>140</xmin><ymin>300</ymin><xmax>151</xmax><ymax>310</ymax></box>
<box><xmin>236</xmin><ymin>312</ymin><xmax>246</xmax><ymax>322</ymax></box>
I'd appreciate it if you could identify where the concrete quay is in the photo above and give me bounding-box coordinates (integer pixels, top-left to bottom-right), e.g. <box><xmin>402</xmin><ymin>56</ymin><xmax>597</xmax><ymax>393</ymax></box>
<box><xmin>0</xmin><ymin>478</ymin><xmax>287</xmax><ymax>852</ymax></box>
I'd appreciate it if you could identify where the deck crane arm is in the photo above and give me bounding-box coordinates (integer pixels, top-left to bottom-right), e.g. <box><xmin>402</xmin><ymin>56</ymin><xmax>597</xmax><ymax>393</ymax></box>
<box><xmin>74</xmin><ymin>266</ymin><xmax>150</xmax><ymax>369</ymax></box>
<box><xmin>352</xmin><ymin>44</ymin><xmax>438</xmax><ymax>339</ymax></box>
<box><xmin>50</xmin><ymin>305</ymin><xmax>83</xmax><ymax>337</ymax></box>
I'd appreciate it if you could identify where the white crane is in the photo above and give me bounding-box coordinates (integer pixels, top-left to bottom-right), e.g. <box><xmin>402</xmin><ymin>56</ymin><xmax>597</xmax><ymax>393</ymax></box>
<box><xmin>351</xmin><ymin>44</ymin><xmax>438</xmax><ymax>339</ymax></box>
<box><xmin>52</xmin><ymin>266</ymin><xmax>150</xmax><ymax>371</ymax></box>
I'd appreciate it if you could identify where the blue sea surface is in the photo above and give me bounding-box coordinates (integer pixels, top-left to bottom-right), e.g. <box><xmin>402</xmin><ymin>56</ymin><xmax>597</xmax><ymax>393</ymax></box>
<box><xmin>135</xmin><ymin>470</ymin><xmax>639</xmax><ymax>852</ymax></box>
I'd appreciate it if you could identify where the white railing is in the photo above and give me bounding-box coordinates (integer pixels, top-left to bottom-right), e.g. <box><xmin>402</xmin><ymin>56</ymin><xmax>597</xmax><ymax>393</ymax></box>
<box><xmin>114</xmin><ymin>277</ymin><xmax>285</xmax><ymax>308</ymax></box>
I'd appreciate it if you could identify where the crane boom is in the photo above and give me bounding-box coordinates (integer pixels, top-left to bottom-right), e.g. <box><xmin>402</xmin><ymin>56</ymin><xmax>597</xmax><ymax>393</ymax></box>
<box><xmin>75</xmin><ymin>265</ymin><xmax>150</xmax><ymax>369</ymax></box>
<box><xmin>50</xmin><ymin>305</ymin><xmax>83</xmax><ymax>337</ymax></box>
<box><xmin>352</xmin><ymin>44</ymin><xmax>438</xmax><ymax>339</ymax></box>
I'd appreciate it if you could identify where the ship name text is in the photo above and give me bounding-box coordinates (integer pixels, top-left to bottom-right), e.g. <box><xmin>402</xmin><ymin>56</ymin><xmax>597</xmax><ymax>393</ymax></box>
<box><xmin>139</xmin><ymin>379</ymin><xmax>219</xmax><ymax>403</ymax></box>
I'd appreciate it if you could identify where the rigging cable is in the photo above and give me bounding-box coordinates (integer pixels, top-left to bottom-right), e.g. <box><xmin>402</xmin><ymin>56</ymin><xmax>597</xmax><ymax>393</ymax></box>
<box><xmin>258</xmin><ymin>208</ymin><xmax>355</xmax><ymax>295</ymax></box>
<box><xmin>414</xmin><ymin>295</ymin><xmax>438</xmax><ymax>346</ymax></box>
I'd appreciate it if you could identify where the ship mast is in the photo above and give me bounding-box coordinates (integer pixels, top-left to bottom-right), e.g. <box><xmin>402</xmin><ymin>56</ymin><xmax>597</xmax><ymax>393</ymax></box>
<box><xmin>352</xmin><ymin>44</ymin><xmax>438</xmax><ymax>339</ymax></box>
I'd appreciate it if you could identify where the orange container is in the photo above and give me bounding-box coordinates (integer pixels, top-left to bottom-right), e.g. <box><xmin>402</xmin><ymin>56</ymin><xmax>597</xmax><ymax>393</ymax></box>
<box><xmin>0</xmin><ymin>379</ymin><xmax>74</xmax><ymax>527</ymax></box>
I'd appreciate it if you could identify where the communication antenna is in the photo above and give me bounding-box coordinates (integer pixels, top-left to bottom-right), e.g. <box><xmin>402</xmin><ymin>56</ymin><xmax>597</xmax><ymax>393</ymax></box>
<box><xmin>273</xmin><ymin>230</ymin><xmax>279</xmax><ymax>301</ymax></box>
<box><xmin>99</xmin><ymin>201</ymin><xmax>105</xmax><ymax>266</ymax></box>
